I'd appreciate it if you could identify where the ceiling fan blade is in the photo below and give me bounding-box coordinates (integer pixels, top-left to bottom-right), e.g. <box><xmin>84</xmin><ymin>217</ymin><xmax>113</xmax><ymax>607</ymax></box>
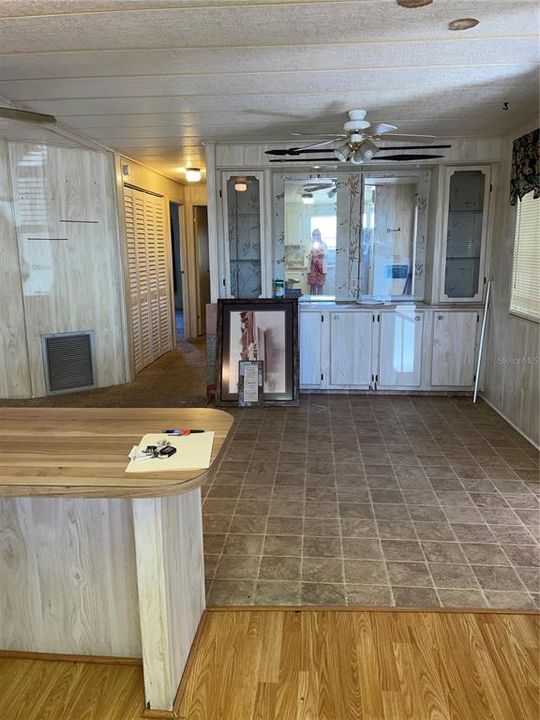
<box><xmin>379</xmin><ymin>144</ymin><xmax>452</xmax><ymax>151</ymax></box>
<box><xmin>371</xmin><ymin>123</ymin><xmax>398</xmax><ymax>135</ymax></box>
<box><xmin>296</xmin><ymin>139</ymin><xmax>336</xmax><ymax>151</ymax></box>
<box><xmin>269</xmin><ymin>158</ymin><xmax>338</xmax><ymax>163</ymax></box>
<box><xmin>269</xmin><ymin>154</ymin><xmax>444</xmax><ymax>163</ymax></box>
<box><xmin>264</xmin><ymin>148</ymin><xmax>297</xmax><ymax>156</ymax></box>
<box><xmin>372</xmin><ymin>154</ymin><xmax>444</xmax><ymax>161</ymax></box>
<box><xmin>265</xmin><ymin>147</ymin><xmax>342</xmax><ymax>156</ymax></box>
<box><xmin>303</xmin><ymin>183</ymin><xmax>335</xmax><ymax>191</ymax></box>
<box><xmin>0</xmin><ymin>107</ymin><xmax>56</xmax><ymax>124</ymax></box>
<box><xmin>290</xmin><ymin>132</ymin><xmax>345</xmax><ymax>138</ymax></box>
<box><xmin>376</xmin><ymin>133</ymin><xmax>437</xmax><ymax>143</ymax></box>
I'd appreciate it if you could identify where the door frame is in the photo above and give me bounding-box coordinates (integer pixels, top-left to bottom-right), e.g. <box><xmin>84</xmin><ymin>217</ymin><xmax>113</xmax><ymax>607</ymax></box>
<box><xmin>169</xmin><ymin>201</ymin><xmax>190</xmax><ymax>343</ymax></box>
<box><xmin>193</xmin><ymin>205</ymin><xmax>210</xmax><ymax>336</ymax></box>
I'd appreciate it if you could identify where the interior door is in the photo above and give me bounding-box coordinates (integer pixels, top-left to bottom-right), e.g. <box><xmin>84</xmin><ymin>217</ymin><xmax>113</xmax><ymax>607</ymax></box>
<box><xmin>378</xmin><ymin>310</ymin><xmax>423</xmax><ymax>387</ymax></box>
<box><xmin>329</xmin><ymin>312</ymin><xmax>372</xmax><ymax>387</ymax></box>
<box><xmin>431</xmin><ymin>311</ymin><xmax>478</xmax><ymax>386</ymax></box>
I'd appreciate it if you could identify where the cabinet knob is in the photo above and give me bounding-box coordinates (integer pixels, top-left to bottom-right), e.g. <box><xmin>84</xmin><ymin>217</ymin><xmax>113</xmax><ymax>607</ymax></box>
<box><xmin>437</xmin><ymin>315</ymin><xmax>444</xmax><ymax>320</ymax></box>
<box><xmin>415</xmin><ymin>316</ymin><xmax>420</xmax><ymax>321</ymax></box>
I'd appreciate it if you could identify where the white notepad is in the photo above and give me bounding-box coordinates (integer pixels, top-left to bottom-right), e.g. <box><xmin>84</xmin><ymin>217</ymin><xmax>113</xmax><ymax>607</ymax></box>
<box><xmin>125</xmin><ymin>432</ymin><xmax>215</xmax><ymax>473</ymax></box>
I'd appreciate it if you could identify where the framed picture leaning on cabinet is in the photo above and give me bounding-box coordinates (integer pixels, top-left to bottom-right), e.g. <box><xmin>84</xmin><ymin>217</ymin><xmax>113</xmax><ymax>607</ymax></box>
<box><xmin>216</xmin><ymin>298</ymin><xmax>299</xmax><ymax>406</ymax></box>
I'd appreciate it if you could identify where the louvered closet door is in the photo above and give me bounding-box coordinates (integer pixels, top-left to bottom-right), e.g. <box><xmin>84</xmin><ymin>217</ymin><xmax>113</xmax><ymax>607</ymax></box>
<box><xmin>154</xmin><ymin>198</ymin><xmax>173</xmax><ymax>355</ymax></box>
<box><xmin>124</xmin><ymin>188</ymin><xmax>173</xmax><ymax>374</ymax></box>
<box><xmin>124</xmin><ymin>188</ymin><xmax>144</xmax><ymax>373</ymax></box>
<box><xmin>134</xmin><ymin>191</ymin><xmax>153</xmax><ymax>369</ymax></box>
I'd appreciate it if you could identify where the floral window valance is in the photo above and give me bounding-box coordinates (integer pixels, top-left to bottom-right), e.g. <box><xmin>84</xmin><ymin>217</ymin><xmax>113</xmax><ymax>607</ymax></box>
<box><xmin>509</xmin><ymin>128</ymin><xmax>539</xmax><ymax>206</ymax></box>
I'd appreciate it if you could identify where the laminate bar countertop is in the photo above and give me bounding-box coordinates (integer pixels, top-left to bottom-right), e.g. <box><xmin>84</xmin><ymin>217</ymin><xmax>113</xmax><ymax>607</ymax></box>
<box><xmin>0</xmin><ymin>407</ymin><xmax>234</xmax><ymax>498</ymax></box>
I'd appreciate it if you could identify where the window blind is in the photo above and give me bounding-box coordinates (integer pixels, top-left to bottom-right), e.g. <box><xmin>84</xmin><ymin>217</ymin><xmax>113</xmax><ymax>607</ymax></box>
<box><xmin>511</xmin><ymin>191</ymin><xmax>540</xmax><ymax>321</ymax></box>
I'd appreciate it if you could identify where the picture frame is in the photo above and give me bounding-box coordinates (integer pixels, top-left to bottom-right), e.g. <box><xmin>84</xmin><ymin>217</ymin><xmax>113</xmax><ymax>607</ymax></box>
<box><xmin>216</xmin><ymin>298</ymin><xmax>299</xmax><ymax>406</ymax></box>
<box><xmin>238</xmin><ymin>360</ymin><xmax>264</xmax><ymax>407</ymax></box>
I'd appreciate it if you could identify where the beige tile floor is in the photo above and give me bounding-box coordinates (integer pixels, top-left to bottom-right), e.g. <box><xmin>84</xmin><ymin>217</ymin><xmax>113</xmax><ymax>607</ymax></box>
<box><xmin>203</xmin><ymin>395</ymin><xmax>539</xmax><ymax>609</ymax></box>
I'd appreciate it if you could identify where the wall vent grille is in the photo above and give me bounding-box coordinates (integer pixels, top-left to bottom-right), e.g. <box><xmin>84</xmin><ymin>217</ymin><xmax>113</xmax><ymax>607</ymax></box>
<box><xmin>42</xmin><ymin>332</ymin><xmax>95</xmax><ymax>394</ymax></box>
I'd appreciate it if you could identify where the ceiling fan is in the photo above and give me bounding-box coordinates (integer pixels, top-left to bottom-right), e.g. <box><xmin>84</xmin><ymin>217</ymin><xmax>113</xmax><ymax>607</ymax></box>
<box><xmin>266</xmin><ymin>109</ymin><xmax>450</xmax><ymax>164</ymax></box>
<box><xmin>0</xmin><ymin>106</ymin><xmax>56</xmax><ymax>124</ymax></box>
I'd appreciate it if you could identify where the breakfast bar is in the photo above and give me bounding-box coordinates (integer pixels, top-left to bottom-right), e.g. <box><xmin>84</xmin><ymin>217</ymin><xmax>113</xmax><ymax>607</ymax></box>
<box><xmin>0</xmin><ymin>408</ymin><xmax>234</xmax><ymax>718</ymax></box>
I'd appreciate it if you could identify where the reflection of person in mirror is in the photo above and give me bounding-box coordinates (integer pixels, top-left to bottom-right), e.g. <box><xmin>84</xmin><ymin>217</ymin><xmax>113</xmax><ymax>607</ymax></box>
<box><xmin>307</xmin><ymin>228</ymin><xmax>327</xmax><ymax>295</ymax></box>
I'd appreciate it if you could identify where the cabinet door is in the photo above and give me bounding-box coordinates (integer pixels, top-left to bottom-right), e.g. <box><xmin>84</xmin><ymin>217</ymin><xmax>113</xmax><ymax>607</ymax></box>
<box><xmin>431</xmin><ymin>312</ymin><xmax>478</xmax><ymax>386</ymax></box>
<box><xmin>330</xmin><ymin>312</ymin><xmax>372</xmax><ymax>387</ymax></box>
<box><xmin>223</xmin><ymin>173</ymin><xmax>262</xmax><ymax>298</ymax></box>
<box><xmin>299</xmin><ymin>312</ymin><xmax>322</xmax><ymax>387</ymax></box>
<box><xmin>441</xmin><ymin>167</ymin><xmax>490</xmax><ymax>302</ymax></box>
<box><xmin>378</xmin><ymin>310</ymin><xmax>423</xmax><ymax>387</ymax></box>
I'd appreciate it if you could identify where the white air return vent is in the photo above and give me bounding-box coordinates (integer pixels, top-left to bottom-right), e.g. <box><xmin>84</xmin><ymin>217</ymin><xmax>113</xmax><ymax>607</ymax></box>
<box><xmin>42</xmin><ymin>332</ymin><xmax>96</xmax><ymax>394</ymax></box>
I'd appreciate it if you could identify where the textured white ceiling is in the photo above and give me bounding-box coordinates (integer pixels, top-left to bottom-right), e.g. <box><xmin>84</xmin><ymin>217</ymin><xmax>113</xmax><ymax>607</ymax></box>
<box><xmin>0</xmin><ymin>0</ymin><xmax>538</xmax><ymax>179</ymax></box>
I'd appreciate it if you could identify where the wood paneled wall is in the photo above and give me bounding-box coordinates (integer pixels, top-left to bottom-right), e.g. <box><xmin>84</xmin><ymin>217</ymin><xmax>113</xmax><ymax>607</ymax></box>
<box><xmin>483</xmin><ymin>117</ymin><xmax>540</xmax><ymax>446</ymax></box>
<box><xmin>0</xmin><ymin>141</ymin><xmax>31</xmax><ymax>397</ymax></box>
<box><xmin>0</xmin><ymin>497</ymin><xmax>141</xmax><ymax>656</ymax></box>
<box><xmin>0</xmin><ymin>141</ymin><xmax>129</xmax><ymax>398</ymax></box>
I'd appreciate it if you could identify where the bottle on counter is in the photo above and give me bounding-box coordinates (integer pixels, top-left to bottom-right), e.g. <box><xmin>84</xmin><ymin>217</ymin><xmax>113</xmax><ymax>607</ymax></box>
<box><xmin>274</xmin><ymin>279</ymin><xmax>285</xmax><ymax>298</ymax></box>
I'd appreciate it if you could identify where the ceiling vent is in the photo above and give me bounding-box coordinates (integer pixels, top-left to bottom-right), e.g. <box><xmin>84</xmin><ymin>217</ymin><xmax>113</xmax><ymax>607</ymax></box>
<box><xmin>42</xmin><ymin>332</ymin><xmax>96</xmax><ymax>394</ymax></box>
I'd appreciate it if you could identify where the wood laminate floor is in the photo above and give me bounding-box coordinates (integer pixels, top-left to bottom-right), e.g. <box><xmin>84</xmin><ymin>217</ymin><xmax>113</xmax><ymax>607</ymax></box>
<box><xmin>1</xmin><ymin>609</ymin><xmax>538</xmax><ymax>720</ymax></box>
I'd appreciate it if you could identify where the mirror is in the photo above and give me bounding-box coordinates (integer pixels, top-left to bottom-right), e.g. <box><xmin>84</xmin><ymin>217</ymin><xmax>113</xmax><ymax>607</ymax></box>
<box><xmin>359</xmin><ymin>176</ymin><xmax>419</xmax><ymax>299</ymax></box>
<box><xmin>284</xmin><ymin>178</ymin><xmax>337</xmax><ymax>300</ymax></box>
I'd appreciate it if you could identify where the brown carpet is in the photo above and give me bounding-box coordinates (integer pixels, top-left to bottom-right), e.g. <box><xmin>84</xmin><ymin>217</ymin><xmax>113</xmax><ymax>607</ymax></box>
<box><xmin>0</xmin><ymin>338</ymin><xmax>208</xmax><ymax>408</ymax></box>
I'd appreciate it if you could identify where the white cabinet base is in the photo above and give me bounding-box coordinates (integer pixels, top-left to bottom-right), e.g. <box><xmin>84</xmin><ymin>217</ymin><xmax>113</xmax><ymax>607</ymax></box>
<box><xmin>299</xmin><ymin>306</ymin><xmax>481</xmax><ymax>394</ymax></box>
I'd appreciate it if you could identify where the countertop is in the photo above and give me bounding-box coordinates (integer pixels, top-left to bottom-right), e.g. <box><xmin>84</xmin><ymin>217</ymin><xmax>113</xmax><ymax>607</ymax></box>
<box><xmin>299</xmin><ymin>300</ymin><xmax>485</xmax><ymax>311</ymax></box>
<box><xmin>0</xmin><ymin>408</ymin><xmax>234</xmax><ymax>498</ymax></box>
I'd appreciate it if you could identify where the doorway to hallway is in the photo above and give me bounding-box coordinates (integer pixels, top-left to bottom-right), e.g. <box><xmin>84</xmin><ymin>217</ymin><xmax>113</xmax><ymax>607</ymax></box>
<box><xmin>170</xmin><ymin>201</ymin><xmax>187</xmax><ymax>341</ymax></box>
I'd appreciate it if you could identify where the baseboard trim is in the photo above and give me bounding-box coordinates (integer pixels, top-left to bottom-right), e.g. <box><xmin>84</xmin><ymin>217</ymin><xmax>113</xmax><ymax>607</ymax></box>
<box><xmin>141</xmin><ymin>610</ymin><xmax>209</xmax><ymax>720</ymax></box>
<box><xmin>479</xmin><ymin>393</ymin><xmax>539</xmax><ymax>450</ymax></box>
<box><xmin>206</xmin><ymin>605</ymin><xmax>539</xmax><ymax>616</ymax></box>
<box><xmin>0</xmin><ymin>648</ymin><xmax>142</xmax><ymax>666</ymax></box>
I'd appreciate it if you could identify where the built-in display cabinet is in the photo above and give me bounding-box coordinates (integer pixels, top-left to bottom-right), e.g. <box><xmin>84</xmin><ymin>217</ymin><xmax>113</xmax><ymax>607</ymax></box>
<box><xmin>207</xmin><ymin>144</ymin><xmax>498</xmax><ymax>396</ymax></box>
<box><xmin>299</xmin><ymin>305</ymin><xmax>482</xmax><ymax>392</ymax></box>
<box><xmin>427</xmin><ymin>165</ymin><xmax>493</xmax><ymax>304</ymax></box>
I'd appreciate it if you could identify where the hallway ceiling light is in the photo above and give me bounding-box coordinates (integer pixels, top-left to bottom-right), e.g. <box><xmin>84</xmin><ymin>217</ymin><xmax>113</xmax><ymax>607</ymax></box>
<box><xmin>185</xmin><ymin>167</ymin><xmax>201</xmax><ymax>182</ymax></box>
<box><xmin>234</xmin><ymin>180</ymin><xmax>248</xmax><ymax>192</ymax></box>
<box><xmin>301</xmin><ymin>192</ymin><xmax>314</xmax><ymax>204</ymax></box>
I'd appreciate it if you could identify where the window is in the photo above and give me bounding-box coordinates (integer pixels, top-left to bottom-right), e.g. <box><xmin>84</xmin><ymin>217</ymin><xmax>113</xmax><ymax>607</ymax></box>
<box><xmin>510</xmin><ymin>191</ymin><xmax>540</xmax><ymax>321</ymax></box>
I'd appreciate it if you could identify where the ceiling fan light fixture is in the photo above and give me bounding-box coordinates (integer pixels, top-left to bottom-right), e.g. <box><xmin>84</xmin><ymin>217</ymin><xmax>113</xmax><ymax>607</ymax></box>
<box><xmin>396</xmin><ymin>0</ymin><xmax>433</xmax><ymax>7</ymax></box>
<box><xmin>334</xmin><ymin>143</ymin><xmax>351</xmax><ymax>162</ymax></box>
<box><xmin>449</xmin><ymin>17</ymin><xmax>479</xmax><ymax>30</ymax></box>
<box><xmin>359</xmin><ymin>139</ymin><xmax>379</xmax><ymax>161</ymax></box>
<box><xmin>301</xmin><ymin>192</ymin><xmax>314</xmax><ymax>205</ymax></box>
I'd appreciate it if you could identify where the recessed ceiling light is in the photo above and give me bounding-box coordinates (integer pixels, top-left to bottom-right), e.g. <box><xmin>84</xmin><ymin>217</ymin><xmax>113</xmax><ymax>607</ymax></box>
<box><xmin>449</xmin><ymin>17</ymin><xmax>479</xmax><ymax>30</ymax></box>
<box><xmin>396</xmin><ymin>0</ymin><xmax>433</xmax><ymax>7</ymax></box>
